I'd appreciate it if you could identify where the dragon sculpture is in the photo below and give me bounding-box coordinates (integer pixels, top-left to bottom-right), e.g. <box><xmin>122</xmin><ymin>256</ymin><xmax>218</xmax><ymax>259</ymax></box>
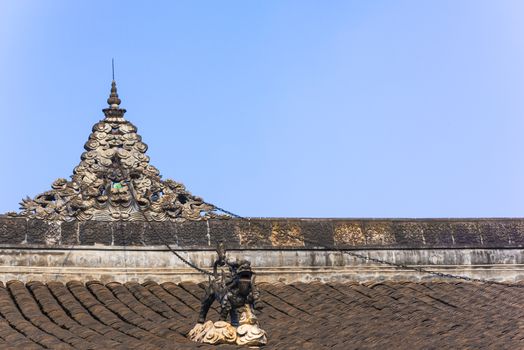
<box><xmin>11</xmin><ymin>81</ymin><xmax>222</xmax><ymax>222</ymax></box>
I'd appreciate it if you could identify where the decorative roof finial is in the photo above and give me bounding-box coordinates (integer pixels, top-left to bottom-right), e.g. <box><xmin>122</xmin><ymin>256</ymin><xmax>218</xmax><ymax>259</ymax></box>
<box><xmin>15</xmin><ymin>66</ymin><xmax>221</xmax><ymax>222</ymax></box>
<box><xmin>106</xmin><ymin>59</ymin><xmax>121</xmax><ymax>109</ymax></box>
<box><xmin>107</xmin><ymin>80</ymin><xmax>121</xmax><ymax>109</ymax></box>
<box><xmin>103</xmin><ymin>60</ymin><xmax>126</xmax><ymax>119</ymax></box>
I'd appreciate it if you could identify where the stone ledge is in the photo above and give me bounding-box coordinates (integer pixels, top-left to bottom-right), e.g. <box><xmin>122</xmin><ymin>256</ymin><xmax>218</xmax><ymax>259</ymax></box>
<box><xmin>0</xmin><ymin>247</ymin><xmax>521</xmax><ymax>283</ymax></box>
<box><xmin>0</xmin><ymin>264</ymin><xmax>521</xmax><ymax>284</ymax></box>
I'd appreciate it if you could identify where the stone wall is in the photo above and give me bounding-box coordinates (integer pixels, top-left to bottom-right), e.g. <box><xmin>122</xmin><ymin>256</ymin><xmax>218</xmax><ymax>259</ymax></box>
<box><xmin>0</xmin><ymin>247</ymin><xmax>520</xmax><ymax>283</ymax></box>
<box><xmin>0</xmin><ymin>216</ymin><xmax>523</xmax><ymax>283</ymax></box>
<box><xmin>0</xmin><ymin>216</ymin><xmax>523</xmax><ymax>248</ymax></box>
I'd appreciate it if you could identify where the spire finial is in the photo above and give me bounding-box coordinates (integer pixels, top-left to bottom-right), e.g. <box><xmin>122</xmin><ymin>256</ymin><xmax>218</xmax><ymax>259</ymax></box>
<box><xmin>107</xmin><ymin>81</ymin><xmax>121</xmax><ymax>108</ymax></box>
<box><xmin>103</xmin><ymin>59</ymin><xmax>126</xmax><ymax>118</ymax></box>
<box><xmin>107</xmin><ymin>59</ymin><xmax>121</xmax><ymax>109</ymax></box>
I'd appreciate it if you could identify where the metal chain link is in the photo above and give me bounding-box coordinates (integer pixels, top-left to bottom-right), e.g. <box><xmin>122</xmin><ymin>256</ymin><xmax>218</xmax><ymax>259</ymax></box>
<box><xmin>43</xmin><ymin>169</ymin><xmax>523</xmax><ymax>286</ymax></box>
<box><xmin>117</xmin><ymin>164</ymin><xmax>213</xmax><ymax>276</ymax></box>
<box><xmin>139</xmin><ymin>217</ymin><xmax>213</xmax><ymax>276</ymax></box>
<box><xmin>27</xmin><ymin>165</ymin><xmax>214</xmax><ymax>277</ymax></box>
<box><xmin>40</xmin><ymin>165</ymin><xmax>213</xmax><ymax>277</ymax></box>
<box><xmin>207</xmin><ymin>202</ymin><xmax>524</xmax><ymax>288</ymax></box>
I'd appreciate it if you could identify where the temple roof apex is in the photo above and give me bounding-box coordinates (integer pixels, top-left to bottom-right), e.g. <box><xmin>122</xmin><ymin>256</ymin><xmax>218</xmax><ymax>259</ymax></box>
<box><xmin>12</xmin><ymin>78</ymin><xmax>222</xmax><ymax>222</ymax></box>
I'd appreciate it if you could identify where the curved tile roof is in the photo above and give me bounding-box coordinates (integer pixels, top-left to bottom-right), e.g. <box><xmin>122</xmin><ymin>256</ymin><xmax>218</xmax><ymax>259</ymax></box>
<box><xmin>0</xmin><ymin>280</ymin><xmax>520</xmax><ymax>349</ymax></box>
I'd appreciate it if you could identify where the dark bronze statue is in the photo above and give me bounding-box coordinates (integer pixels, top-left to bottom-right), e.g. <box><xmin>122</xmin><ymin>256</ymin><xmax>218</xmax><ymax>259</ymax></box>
<box><xmin>198</xmin><ymin>242</ymin><xmax>259</xmax><ymax>326</ymax></box>
<box><xmin>190</xmin><ymin>243</ymin><xmax>267</xmax><ymax>345</ymax></box>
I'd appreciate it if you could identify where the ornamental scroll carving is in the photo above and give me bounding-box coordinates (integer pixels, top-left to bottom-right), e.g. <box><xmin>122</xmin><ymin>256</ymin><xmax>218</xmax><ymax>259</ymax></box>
<box><xmin>13</xmin><ymin>81</ymin><xmax>224</xmax><ymax>222</ymax></box>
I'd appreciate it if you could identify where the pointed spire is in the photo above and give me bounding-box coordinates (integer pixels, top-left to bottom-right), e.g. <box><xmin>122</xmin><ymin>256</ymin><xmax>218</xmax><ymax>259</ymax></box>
<box><xmin>103</xmin><ymin>80</ymin><xmax>126</xmax><ymax>120</ymax></box>
<box><xmin>107</xmin><ymin>80</ymin><xmax>121</xmax><ymax>109</ymax></box>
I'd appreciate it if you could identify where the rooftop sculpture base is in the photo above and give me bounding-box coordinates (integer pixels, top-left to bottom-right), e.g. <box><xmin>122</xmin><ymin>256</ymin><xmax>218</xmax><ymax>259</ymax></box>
<box><xmin>188</xmin><ymin>306</ymin><xmax>267</xmax><ymax>346</ymax></box>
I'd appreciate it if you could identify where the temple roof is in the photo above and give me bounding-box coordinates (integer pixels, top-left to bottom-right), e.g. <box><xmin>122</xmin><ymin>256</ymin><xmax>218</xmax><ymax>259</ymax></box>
<box><xmin>15</xmin><ymin>81</ymin><xmax>220</xmax><ymax>222</ymax></box>
<box><xmin>0</xmin><ymin>280</ymin><xmax>520</xmax><ymax>349</ymax></box>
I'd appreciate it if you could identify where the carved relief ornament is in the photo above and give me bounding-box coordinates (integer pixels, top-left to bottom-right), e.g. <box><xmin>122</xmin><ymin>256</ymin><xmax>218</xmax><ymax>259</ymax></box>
<box><xmin>13</xmin><ymin>81</ymin><xmax>223</xmax><ymax>222</ymax></box>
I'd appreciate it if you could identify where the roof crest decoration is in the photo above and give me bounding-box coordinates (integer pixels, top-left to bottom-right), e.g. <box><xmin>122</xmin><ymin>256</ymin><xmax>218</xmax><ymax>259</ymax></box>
<box><xmin>15</xmin><ymin>81</ymin><xmax>220</xmax><ymax>221</ymax></box>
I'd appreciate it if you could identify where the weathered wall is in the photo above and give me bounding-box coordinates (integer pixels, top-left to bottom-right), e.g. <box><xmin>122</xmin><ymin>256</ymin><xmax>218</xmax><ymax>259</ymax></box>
<box><xmin>1</xmin><ymin>216</ymin><xmax>523</xmax><ymax>248</ymax></box>
<box><xmin>0</xmin><ymin>246</ymin><xmax>521</xmax><ymax>283</ymax></box>
<box><xmin>0</xmin><ymin>216</ymin><xmax>523</xmax><ymax>283</ymax></box>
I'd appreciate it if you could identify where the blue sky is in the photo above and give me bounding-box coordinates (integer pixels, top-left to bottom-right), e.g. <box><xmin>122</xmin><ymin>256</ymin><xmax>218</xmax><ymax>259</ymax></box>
<box><xmin>0</xmin><ymin>1</ymin><xmax>523</xmax><ymax>217</ymax></box>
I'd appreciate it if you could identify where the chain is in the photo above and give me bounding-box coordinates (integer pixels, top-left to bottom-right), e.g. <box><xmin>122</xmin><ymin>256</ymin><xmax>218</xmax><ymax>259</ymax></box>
<box><xmin>141</xmin><ymin>217</ymin><xmax>213</xmax><ymax>276</ymax></box>
<box><xmin>42</xmin><ymin>170</ymin><xmax>523</xmax><ymax>286</ymax></box>
<box><xmin>207</xmin><ymin>202</ymin><xmax>524</xmax><ymax>288</ymax></box>
<box><xmin>324</xmin><ymin>245</ymin><xmax>522</xmax><ymax>287</ymax></box>
<box><xmin>137</xmin><ymin>215</ymin><xmax>213</xmax><ymax>276</ymax></box>
<box><xmin>41</xmin><ymin>166</ymin><xmax>213</xmax><ymax>278</ymax></box>
<box><xmin>117</xmin><ymin>164</ymin><xmax>213</xmax><ymax>276</ymax></box>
